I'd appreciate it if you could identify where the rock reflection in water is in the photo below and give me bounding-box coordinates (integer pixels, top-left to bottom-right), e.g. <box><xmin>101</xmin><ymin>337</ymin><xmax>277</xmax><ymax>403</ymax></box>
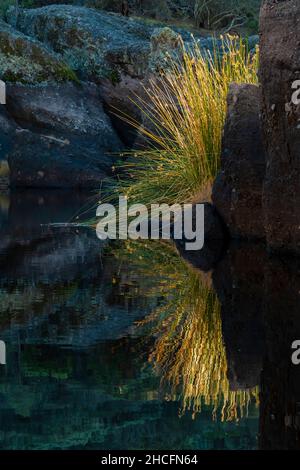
<box><xmin>122</xmin><ymin>241</ymin><xmax>259</xmax><ymax>422</ymax></box>
<box><xmin>0</xmin><ymin>190</ymin><xmax>258</xmax><ymax>450</ymax></box>
<box><xmin>213</xmin><ymin>242</ymin><xmax>300</xmax><ymax>450</ymax></box>
<box><xmin>2</xmin><ymin>189</ymin><xmax>300</xmax><ymax>449</ymax></box>
<box><xmin>260</xmin><ymin>255</ymin><xmax>300</xmax><ymax>450</ymax></box>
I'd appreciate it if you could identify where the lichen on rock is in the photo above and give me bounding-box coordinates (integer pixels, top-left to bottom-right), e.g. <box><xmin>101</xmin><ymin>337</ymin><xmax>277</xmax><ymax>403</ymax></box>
<box><xmin>148</xmin><ymin>27</ymin><xmax>183</xmax><ymax>73</ymax></box>
<box><xmin>0</xmin><ymin>18</ymin><xmax>78</xmax><ymax>84</ymax></box>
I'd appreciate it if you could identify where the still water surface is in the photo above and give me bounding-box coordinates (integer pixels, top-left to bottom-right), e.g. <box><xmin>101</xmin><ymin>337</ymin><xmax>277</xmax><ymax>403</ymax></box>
<box><xmin>0</xmin><ymin>190</ymin><xmax>298</xmax><ymax>450</ymax></box>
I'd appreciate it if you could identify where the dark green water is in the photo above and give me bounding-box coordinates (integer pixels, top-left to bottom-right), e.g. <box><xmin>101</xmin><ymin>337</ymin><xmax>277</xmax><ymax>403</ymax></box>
<box><xmin>0</xmin><ymin>190</ymin><xmax>299</xmax><ymax>450</ymax></box>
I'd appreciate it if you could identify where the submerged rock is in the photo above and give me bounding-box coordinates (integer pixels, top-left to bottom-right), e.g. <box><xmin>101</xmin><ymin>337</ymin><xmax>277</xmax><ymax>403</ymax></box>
<box><xmin>213</xmin><ymin>242</ymin><xmax>266</xmax><ymax>391</ymax></box>
<box><xmin>6</xmin><ymin>82</ymin><xmax>123</xmax><ymax>188</ymax></box>
<box><xmin>212</xmin><ymin>83</ymin><xmax>266</xmax><ymax>240</ymax></box>
<box><xmin>174</xmin><ymin>202</ymin><xmax>226</xmax><ymax>272</ymax></box>
<box><xmin>260</xmin><ymin>254</ymin><xmax>300</xmax><ymax>449</ymax></box>
<box><xmin>260</xmin><ymin>0</ymin><xmax>300</xmax><ymax>253</ymax></box>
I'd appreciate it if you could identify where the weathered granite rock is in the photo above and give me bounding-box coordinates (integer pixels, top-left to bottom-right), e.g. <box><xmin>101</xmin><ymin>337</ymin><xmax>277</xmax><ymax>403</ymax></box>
<box><xmin>0</xmin><ymin>18</ymin><xmax>76</xmax><ymax>84</ymax></box>
<box><xmin>8</xmin><ymin>5</ymin><xmax>153</xmax><ymax>81</ymax></box>
<box><xmin>6</xmin><ymin>6</ymin><xmax>194</xmax><ymax>144</ymax></box>
<box><xmin>5</xmin><ymin>6</ymin><xmax>189</xmax><ymax>148</ymax></box>
<box><xmin>5</xmin><ymin>5</ymin><xmax>259</xmax><ymax>83</ymax></box>
<box><xmin>99</xmin><ymin>27</ymin><xmax>183</xmax><ymax>146</ymax></box>
<box><xmin>7</xmin><ymin>82</ymin><xmax>113</xmax><ymax>135</ymax></box>
<box><xmin>148</xmin><ymin>27</ymin><xmax>183</xmax><ymax>73</ymax></box>
<box><xmin>260</xmin><ymin>0</ymin><xmax>300</xmax><ymax>253</ymax></box>
<box><xmin>212</xmin><ymin>83</ymin><xmax>266</xmax><ymax>240</ymax></box>
<box><xmin>99</xmin><ymin>74</ymin><xmax>144</xmax><ymax>146</ymax></box>
<box><xmin>6</xmin><ymin>82</ymin><xmax>123</xmax><ymax>188</ymax></box>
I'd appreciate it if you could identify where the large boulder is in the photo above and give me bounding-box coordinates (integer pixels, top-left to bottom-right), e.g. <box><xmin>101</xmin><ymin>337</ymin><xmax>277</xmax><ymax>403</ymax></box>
<box><xmin>7</xmin><ymin>5</ymin><xmax>153</xmax><ymax>81</ymax></box>
<box><xmin>1</xmin><ymin>5</ymin><xmax>260</xmax><ymax>188</ymax></box>
<box><xmin>6</xmin><ymin>5</ymin><xmax>220</xmax><ymax>80</ymax></box>
<box><xmin>6</xmin><ymin>82</ymin><xmax>123</xmax><ymax>188</ymax></box>
<box><xmin>212</xmin><ymin>83</ymin><xmax>266</xmax><ymax>240</ymax></box>
<box><xmin>6</xmin><ymin>6</ymin><xmax>197</xmax><ymax>147</ymax></box>
<box><xmin>260</xmin><ymin>0</ymin><xmax>300</xmax><ymax>253</ymax></box>
<box><xmin>5</xmin><ymin>6</ymin><xmax>259</xmax><ymax>150</ymax></box>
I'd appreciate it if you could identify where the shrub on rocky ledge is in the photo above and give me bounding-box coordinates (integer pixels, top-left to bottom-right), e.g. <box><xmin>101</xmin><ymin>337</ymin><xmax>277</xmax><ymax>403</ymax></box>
<box><xmin>1</xmin><ymin>1</ymin><xmax>261</xmax><ymax>34</ymax></box>
<box><xmin>194</xmin><ymin>0</ymin><xmax>260</xmax><ymax>32</ymax></box>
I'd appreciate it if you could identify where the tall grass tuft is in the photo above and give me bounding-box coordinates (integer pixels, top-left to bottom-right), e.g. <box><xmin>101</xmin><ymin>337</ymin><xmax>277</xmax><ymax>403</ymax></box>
<box><xmin>113</xmin><ymin>35</ymin><xmax>258</xmax><ymax>206</ymax></box>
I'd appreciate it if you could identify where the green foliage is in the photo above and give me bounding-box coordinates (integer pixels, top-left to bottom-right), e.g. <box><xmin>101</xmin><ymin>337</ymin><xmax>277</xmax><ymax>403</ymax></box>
<box><xmin>194</xmin><ymin>0</ymin><xmax>261</xmax><ymax>33</ymax></box>
<box><xmin>0</xmin><ymin>1</ymin><xmax>34</xmax><ymax>19</ymax></box>
<box><xmin>84</xmin><ymin>0</ymin><xmax>124</xmax><ymax>11</ymax></box>
<box><xmin>107</xmin><ymin>68</ymin><xmax>121</xmax><ymax>85</ymax></box>
<box><xmin>0</xmin><ymin>0</ymin><xmax>14</xmax><ymax>19</ymax></box>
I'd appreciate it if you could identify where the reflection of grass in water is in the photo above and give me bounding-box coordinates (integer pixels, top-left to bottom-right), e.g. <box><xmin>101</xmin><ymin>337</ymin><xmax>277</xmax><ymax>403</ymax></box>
<box><xmin>0</xmin><ymin>192</ymin><xmax>10</xmax><ymax>212</ymax></box>
<box><xmin>111</xmin><ymin>240</ymin><xmax>259</xmax><ymax>421</ymax></box>
<box><xmin>146</xmin><ymin>273</ymin><xmax>259</xmax><ymax>421</ymax></box>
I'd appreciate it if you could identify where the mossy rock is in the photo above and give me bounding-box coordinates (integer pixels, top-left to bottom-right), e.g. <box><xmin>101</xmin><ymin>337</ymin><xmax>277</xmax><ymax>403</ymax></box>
<box><xmin>0</xmin><ymin>19</ymin><xmax>78</xmax><ymax>84</ymax></box>
<box><xmin>7</xmin><ymin>5</ymin><xmax>155</xmax><ymax>81</ymax></box>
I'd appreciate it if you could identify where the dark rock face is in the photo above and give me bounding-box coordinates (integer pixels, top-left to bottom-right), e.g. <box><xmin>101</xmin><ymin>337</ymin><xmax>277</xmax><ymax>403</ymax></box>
<box><xmin>0</xmin><ymin>107</ymin><xmax>18</xmax><ymax>160</ymax></box>
<box><xmin>260</xmin><ymin>0</ymin><xmax>300</xmax><ymax>253</ymax></box>
<box><xmin>212</xmin><ymin>83</ymin><xmax>266</xmax><ymax>240</ymax></box>
<box><xmin>5</xmin><ymin>83</ymin><xmax>123</xmax><ymax>188</ymax></box>
<box><xmin>174</xmin><ymin>202</ymin><xmax>226</xmax><ymax>272</ymax></box>
<box><xmin>99</xmin><ymin>74</ymin><xmax>147</xmax><ymax>147</ymax></box>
